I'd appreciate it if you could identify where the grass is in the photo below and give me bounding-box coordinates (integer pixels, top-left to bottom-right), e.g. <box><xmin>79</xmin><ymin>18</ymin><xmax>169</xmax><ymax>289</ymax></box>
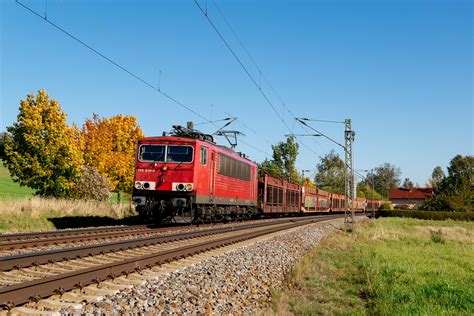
<box><xmin>0</xmin><ymin>197</ymin><xmax>138</xmax><ymax>232</ymax></box>
<box><xmin>0</xmin><ymin>161</ymin><xmax>138</xmax><ymax>232</ymax></box>
<box><xmin>268</xmin><ymin>218</ymin><xmax>474</xmax><ymax>315</ymax></box>
<box><xmin>0</xmin><ymin>162</ymin><xmax>34</xmax><ymax>200</ymax></box>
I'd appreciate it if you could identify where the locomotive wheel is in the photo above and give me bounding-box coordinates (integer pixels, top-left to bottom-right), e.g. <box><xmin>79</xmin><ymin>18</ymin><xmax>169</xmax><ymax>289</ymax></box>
<box><xmin>173</xmin><ymin>207</ymin><xmax>195</xmax><ymax>224</ymax></box>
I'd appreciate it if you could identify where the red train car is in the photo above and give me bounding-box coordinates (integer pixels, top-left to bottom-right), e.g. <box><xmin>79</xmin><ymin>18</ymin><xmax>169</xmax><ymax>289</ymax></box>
<box><xmin>301</xmin><ymin>186</ymin><xmax>331</xmax><ymax>212</ymax></box>
<box><xmin>132</xmin><ymin>126</ymin><xmax>258</xmax><ymax>223</ymax></box>
<box><xmin>258</xmin><ymin>174</ymin><xmax>301</xmax><ymax>213</ymax></box>
<box><xmin>330</xmin><ymin>193</ymin><xmax>346</xmax><ymax>212</ymax></box>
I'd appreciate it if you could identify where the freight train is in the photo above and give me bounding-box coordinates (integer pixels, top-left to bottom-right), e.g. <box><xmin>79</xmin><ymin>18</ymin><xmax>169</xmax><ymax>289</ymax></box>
<box><xmin>132</xmin><ymin>125</ymin><xmax>387</xmax><ymax>223</ymax></box>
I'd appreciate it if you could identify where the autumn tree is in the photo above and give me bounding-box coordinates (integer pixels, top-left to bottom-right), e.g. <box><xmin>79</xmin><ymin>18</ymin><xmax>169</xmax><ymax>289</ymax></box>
<box><xmin>260</xmin><ymin>136</ymin><xmax>300</xmax><ymax>183</ymax></box>
<box><xmin>303</xmin><ymin>177</ymin><xmax>317</xmax><ymax>188</ymax></box>
<box><xmin>2</xmin><ymin>90</ymin><xmax>83</xmax><ymax>197</ymax></box>
<box><xmin>314</xmin><ymin>150</ymin><xmax>345</xmax><ymax>194</ymax></box>
<box><xmin>81</xmin><ymin>114</ymin><xmax>143</xmax><ymax>193</ymax></box>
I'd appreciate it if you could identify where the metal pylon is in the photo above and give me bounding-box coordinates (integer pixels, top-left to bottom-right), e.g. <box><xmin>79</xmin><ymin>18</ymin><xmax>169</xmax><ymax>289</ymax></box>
<box><xmin>344</xmin><ymin>119</ymin><xmax>356</xmax><ymax>228</ymax></box>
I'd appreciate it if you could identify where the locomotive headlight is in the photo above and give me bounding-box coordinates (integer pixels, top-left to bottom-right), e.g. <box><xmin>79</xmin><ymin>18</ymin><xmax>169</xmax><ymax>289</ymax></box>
<box><xmin>185</xmin><ymin>183</ymin><xmax>193</xmax><ymax>191</ymax></box>
<box><xmin>143</xmin><ymin>182</ymin><xmax>150</xmax><ymax>189</ymax></box>
<box><xmin>176</xmin><ymin>183</ymin><xmax>185</xmax><ymax>191</ymax></box>
<box><xmin>135</xmin><ymin>182</ymin><xmax>143</xmax><ymax>189</ymax></box>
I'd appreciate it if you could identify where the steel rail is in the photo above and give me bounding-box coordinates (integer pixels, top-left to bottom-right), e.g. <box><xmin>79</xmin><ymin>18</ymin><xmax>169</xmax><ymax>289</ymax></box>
<box><xmin>0</xmin><ymin>215</ymin><xmax>336</xmax><ymax>308</ymax></box>
<box><xmin>0</xmin><ymin>225</ymin><xmax>149</xmax><ymax>242</ymax></box>
<box><xmin>0</xmin><ymin>215</ymin><xmax>341</xmax><ymax>271</ymax></box>
<box><xmin>0</xmin><ymin>227</ymin><xmax>157</xmax><ymax>251</ymax></box>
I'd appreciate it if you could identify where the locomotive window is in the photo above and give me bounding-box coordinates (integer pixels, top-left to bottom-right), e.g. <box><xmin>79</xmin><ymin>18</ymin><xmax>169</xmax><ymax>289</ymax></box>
<box><xmin>139</xmin><ymin>145</ymin><xmax>165</xmax><ymax>162</ymax></box>
<box><xmin>167</xmin><ymin>146</ymin><xmax>194</xmax><ymax>163</ymax></box>
<box><xmin>200</xmin><ymin>147</ymin><xmax>207</xmax><ymax>165</ymax></box>
<box><xmin>218</xmin><ymin>153</ymin><xmax>251</xmax><ymax>181</ymax></box>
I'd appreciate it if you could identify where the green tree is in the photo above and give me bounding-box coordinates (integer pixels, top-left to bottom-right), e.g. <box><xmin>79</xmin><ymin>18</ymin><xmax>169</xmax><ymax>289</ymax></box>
<box><xmin>431</xmin><ymin>166</ymin><xmax>446</xmax><ymax>186</ymax></box>
<box><xmin>314</xmin><ymin>150</ymin><xmax>345</xmax><ymax>194</ymax></box>
<box><xmin>363</xmin><ymin>163</ymin><xmax>401</xmax><ymax>198</ymax></box>
<box><xmin>2</xmin><ymin>90</ymin><xmax>83</xmax><ymax>197</ymax></box>
<box><xmin>0</xmin><ymin>132</ymin><xmax>6</xmax><ymax>158</ymax></box>
<box><xmin>423</xmin><ymin>155</ymin><xmax>473</xmax><ymax>211</ymax></box>
<box><xmin>402</xmin><ymin>178</ymin><xmax>414</xmax><ymax>189</ymax></box>
<box><xmin>357</xmin><ymin>183</ymin><xmax>384</xmax><ymax>200</ymax></box>
<box><xmin>429</xmin><ymin>166</ymin><xmax>445</xmax><ymax>189</ymax></box>
<box><xmin>260</xmin><ymin>136</ymin><xmax>300</xmax><ymax>183</ymax></box>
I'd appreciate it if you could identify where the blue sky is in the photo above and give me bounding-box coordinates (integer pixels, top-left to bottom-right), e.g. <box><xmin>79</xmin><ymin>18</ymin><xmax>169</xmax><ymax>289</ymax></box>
<box><xmin>1</xmin><ymin>0</ymin><xmax>472</xmax><ymax>185</ymax></box>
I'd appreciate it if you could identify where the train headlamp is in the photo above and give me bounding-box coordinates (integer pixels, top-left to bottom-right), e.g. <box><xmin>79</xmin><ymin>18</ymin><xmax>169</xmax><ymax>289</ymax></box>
<box><xmin>176</xmin><ymin>183</ymin><xmax>185</xmax><ymax>191</ymax></box>
<box><xmin>185</xmin><ymin>184</ymin><xmax>193</xmax><ymax>191</ymax></box>
<box><xmin>135</xmin><ymin>182</ymin><xmax>143</xmax><ymax>189</ymax></box>
<box><xmin>161</xmin><ymin>166</ymin><xmax>168</xmax><ymax>171</ymax></box>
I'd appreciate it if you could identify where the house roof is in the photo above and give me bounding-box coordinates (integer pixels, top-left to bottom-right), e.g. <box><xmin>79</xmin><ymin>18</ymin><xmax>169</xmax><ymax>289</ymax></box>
<box><xmin>389</xmin><ymin>188</ymin><xmax>433</xmax><ymax>200</ymax></box>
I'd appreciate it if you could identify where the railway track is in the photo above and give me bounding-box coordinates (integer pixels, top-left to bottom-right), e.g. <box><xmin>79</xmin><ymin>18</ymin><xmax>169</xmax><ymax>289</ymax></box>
<box><xmin>0</xmin><ymin>220</ymin><xmax>270</xmax><ymax>255</ymax></box>
<box><xmin>0</xmin><ymin>214</ymin><xmax>344</xmax><ymax>311</ymax></box>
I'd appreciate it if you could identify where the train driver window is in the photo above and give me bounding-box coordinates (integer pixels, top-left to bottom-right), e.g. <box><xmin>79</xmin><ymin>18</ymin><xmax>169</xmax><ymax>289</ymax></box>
<box><xmin>200</xmin><ymin>147</ymin><xmax>208</xmax><ymax>165</ymax></box>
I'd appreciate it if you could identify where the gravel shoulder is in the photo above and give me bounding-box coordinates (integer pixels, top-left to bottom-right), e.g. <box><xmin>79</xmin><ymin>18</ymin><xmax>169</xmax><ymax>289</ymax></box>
<box><xmin>73</xmin><ymin>217</ymin><xmax>359</xmax><ymax>314</ymax></box>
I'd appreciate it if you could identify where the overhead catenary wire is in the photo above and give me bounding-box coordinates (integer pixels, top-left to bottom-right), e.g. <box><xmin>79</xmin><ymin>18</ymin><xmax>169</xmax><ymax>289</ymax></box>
<box><xmin>16</xmin><ymin>0</ymin><xmax>211</xmax><ymax>124</ymax></box>
<box><xmin>16</xmin><ymin>0</ymin><xmax>272</xmax><ymax>160</ymax></box>
<box><xmin>194</xmin><ymin>0</ymin><xmax>324</xmax><ymax>161</ymax></box>
<box><xmin>193</xmin><ymin>0</ymin><xmax>291</xmax><ymax>133</ymax></box>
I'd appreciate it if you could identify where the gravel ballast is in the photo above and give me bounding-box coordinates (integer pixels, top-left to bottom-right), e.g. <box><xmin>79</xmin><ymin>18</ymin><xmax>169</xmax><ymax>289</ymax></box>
<box><xmin>76</xmin><ymin>218</ymin><xmax>349</xmax><ymax>314</ymax></box>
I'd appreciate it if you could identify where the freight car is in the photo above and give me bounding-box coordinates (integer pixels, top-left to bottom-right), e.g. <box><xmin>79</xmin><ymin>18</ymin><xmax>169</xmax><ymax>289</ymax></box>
<box><xmin>132</xmin><ymin>125</ymin><xmax>387</xmax><ymax>223</ymax></box>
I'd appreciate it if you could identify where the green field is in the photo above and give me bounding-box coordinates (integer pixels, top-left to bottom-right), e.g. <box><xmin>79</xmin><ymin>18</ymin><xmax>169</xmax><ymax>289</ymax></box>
<box><xmin>0</xmin><ymin>162</ymin><xmax>129</xmax><ymax>203</ymax></box>
<box><xmin>0</xmin><ymin>162</ymin><xmax>35</xmax><ymax>200</ymax></box>
<box><xmin>270</xmin><ymin>218</ymin><xmax>474</xmax><ymax>315</ymax></box>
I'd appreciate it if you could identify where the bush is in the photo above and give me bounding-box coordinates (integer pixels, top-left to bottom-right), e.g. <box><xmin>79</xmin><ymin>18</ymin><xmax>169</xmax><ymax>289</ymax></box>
<box><xmin>430</xmin><ymin>229</ymin><xmax>445</xmax><ymax>243</ymax></box>
<box><xmin>380</xmin><ymin>204</ymin><xmax>393</xmax><ymax>211</ymax></box>
<box><xmin>71</xmin><ymin>166</ymin><xmax>110</xmax><ymax>201</ymax></box>
<box><xmin>379</xmin><ymin>210</ymin><xmax>474</xmax><ymax>221</ymax></box>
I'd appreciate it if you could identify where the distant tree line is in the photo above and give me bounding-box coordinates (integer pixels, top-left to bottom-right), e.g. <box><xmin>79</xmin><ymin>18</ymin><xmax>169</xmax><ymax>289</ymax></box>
<box><xmin>422</xmin><ymin>155</ymin><xmax>473</xmax><ymax>212</ymax></box>
<box><xmin>1</xmin><ymin>90</ymin><xmax>143</xmax><ymax>200</ymax></box>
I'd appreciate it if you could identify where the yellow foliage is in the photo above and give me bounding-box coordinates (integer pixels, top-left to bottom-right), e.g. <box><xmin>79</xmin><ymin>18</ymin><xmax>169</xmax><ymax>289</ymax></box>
<box><xmin>303</xmin><ymin>177</ymin><xmax>317</xmax><ymax>188</ymax></box>
<box><xmin>3</xmin><ymin>90</ymin><xmax>83</xmax><ymax>197</ymax></box>
<box><xmin>81</xmin><ymin>114</ymin><xmax>143</xmax><ymax>192</ymax></box>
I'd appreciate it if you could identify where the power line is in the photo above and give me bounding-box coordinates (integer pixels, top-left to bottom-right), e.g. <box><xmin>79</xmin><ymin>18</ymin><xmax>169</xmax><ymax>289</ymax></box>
<box><xmin>16</xmin><ymin>0</ymin><xmax>272</xmax><ymax>161</ymax></box>
<box><xmin>195</xmin><ymin>0</ymin><xmax>325</xmax><ymax>159</ymax></box>
<box><xmin>16</xmin><ymin>0</ymin><xmax>210</xmax><ymax>123</ymax></box>
<box><xmin>299</xmin><ymin>118</ymin><xmax>345</xmax><ymax>124</ymax></box>
<box><xmin>193</xmin><ymin>0</ymin><xmax>291</xmax><ymax>132</ymax></box>
<box><xmin>296</xmin><ymin>118</ymin><xmax>345</xmax><ymax>149</ymax></box>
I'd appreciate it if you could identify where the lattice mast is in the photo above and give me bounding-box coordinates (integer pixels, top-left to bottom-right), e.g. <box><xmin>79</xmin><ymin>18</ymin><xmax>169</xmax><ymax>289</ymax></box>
<box><xmin>344</xmin><ymin>119</ymin><xmax>356</xmax><ymax>227</ymax></box>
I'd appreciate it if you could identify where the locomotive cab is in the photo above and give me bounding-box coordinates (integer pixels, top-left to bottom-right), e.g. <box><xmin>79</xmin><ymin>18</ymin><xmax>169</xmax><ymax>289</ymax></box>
<box><xmin>133</xmin><ymin>137</ymin><xmax>198</xmax><ymax>223</ymax></box>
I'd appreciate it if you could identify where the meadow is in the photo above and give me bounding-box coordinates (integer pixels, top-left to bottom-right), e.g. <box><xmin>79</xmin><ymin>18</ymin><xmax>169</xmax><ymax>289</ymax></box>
<box><xmin>0</xmin><ymin>163</ymin><xmax>136</xmax><ymax>232</ymax></box>
<box><xmin>269</xmin><ymin>217</ymin><xmax>474</xmax><ymax>315</ymax></box>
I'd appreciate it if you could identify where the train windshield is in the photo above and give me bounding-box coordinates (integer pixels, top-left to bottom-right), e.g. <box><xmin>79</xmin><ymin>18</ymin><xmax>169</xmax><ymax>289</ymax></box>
<box><xmin>139</xmin><ymin>145</ymin><xmax>165</xmax><ymax>162</ymax></box>
<box><xmin>166</xmin><ymin>146</ymin><xmax>193</xmax><ymax>163</ymax></box>
<box><xmin>139</xmin><ymin>145</ymin><xmax>193</xmax><ymax>163</ymax></box>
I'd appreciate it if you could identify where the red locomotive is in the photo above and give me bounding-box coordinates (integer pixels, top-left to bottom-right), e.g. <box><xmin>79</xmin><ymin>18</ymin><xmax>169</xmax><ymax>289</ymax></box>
<box><xmin>132</xmin><ymin>124</ymin><xmax>388</xmax><ymax>223</ymax></box>
<box><xmin>132</xmin><ymin>125</ymin><xmax>258</xmax><ymax>223</ymax></box>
